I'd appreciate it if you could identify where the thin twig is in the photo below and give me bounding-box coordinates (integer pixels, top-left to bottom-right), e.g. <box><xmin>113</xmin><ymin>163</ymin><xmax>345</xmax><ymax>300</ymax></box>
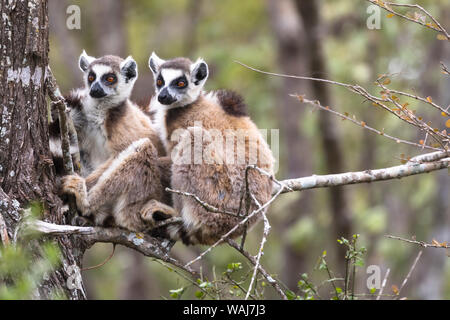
<box><xmin>166</xmin><ymin>187</ymin><xmax>239</xmax><ymax>218</ymax></box>
<box><xmin>398</xmin><ymin>250</ymin><xmax>422</xmax><ymax>297</ymax></box>
<box><xmin>377</xmin><ymin>268</ymin><xmax>391</xmax><ymax>300</ymax></box>
<box><xmin>226</xmin><ymin>238</ymin><xmax>287</xmax><ymax>300</ymax></box>
<box><xmin>81</xmin><ymin>244</ymin><xmax>116</xmax><ymax>271</ymax></box>
<box><xmin>245</xmin><ymin>211</ymin><xmax>270</xmax><ymax>300</ymax></box>
<box><xmin>236</xmin><ymin>61</ymin><xmax>449</xmax><ymax>150</ymax></box>
<box><xmin>46</xmin><ymin>67</ymin><xmax>81</xmax><ymax>222</ymax></box>
<box><xmin>292</xmin><ymin>95</ymin><xmax>441</xmax><ymax>151</ymax></box>
<box><xmin>385</xmin><ymin>235</ymin><xmax>449</xmax><ymax>249</ymax></box>
<box><xmin>366</xmin><ymin>0</ymin><xmax>450</xmax><ymax>39</ymax></box>
<box><xmin>46</xmin><ymin>67</ymin><xmax>75</xmax><ymax>175</ymax></box>
<box><xmin>154</xmin><ymin>259</ymin><xmax>213</xmax><ymax>299</ymax></box>
<box><xmin>0</xmin><ymin>212</ymin><xmax>10</xmax><ymax>246</ymax></box>
<box><xmin>184</xmin><ymin>184</ymin><xmax>286</xmax><ymax>268</ymax></box>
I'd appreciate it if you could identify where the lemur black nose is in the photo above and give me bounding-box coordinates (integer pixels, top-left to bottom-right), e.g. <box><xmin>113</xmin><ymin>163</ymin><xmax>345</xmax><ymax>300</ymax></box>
<box><xmin>158</xmin><ymin>89</ymin><xmax>176</xmax><ymax>105</ymax></box>
<box><xmin>90</xmin><ymin>82</ymin><xmax>107</xmax><ymax>98</ymax></box>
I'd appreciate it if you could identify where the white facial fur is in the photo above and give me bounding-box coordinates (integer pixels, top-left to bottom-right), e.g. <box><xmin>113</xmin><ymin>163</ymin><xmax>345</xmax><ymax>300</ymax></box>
<box><xmin>148</xmin><ymin>52</ymin><xmax>209</xmax><ymax>109</ymax></box>
<box><xmin>148</xmin><ymin>52</ymin><xmax>209</xmax><ymax>151</ymax></box>
<box><xmin>78</xmin><ymin>51</ymin><xmax>138</xmax><ymax>110</ymax></box>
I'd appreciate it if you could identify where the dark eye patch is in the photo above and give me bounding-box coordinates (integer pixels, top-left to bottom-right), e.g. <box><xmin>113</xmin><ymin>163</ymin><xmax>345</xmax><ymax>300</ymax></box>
<box><xmin>102</xmin><ymin>73</ymin><xmax>117</xmax><ymax>85</ymax></box>
<box><xmin>156</xmin><ymin>75</ymin><xmax>165</xmax><ymax>88</ymax></box>
<box><xmin>170</xmin><ymin>76</ymin><xmax>188</xmax><ymax>89</ymax></box>
<box><xmin>88</xmin><ymin>72</ymin><xmax>96</xmax><ymax>84</ymax></box>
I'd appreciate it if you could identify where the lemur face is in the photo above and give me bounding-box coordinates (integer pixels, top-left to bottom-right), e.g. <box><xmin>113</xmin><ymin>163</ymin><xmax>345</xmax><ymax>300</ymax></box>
<box><xmin>149</xmin><ymin>52</ymin><xmax>208</xmax><ymax>108</ymax></box>
<box><xmin>78</xmin><ymin>50</ymin><xmax>138</xmax><ymax>106</ymax></box>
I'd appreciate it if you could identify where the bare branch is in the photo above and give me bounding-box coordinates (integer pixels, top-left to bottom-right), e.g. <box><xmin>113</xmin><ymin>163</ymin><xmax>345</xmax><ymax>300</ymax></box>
<box><xmin>184</xmin><ymin>184</ymin><xmax>286</xmax><ymax>268</ymax></box>
<box><xmin>236</xmin><ymin>61</ymin><xmax>450</xmax><ymax>150</ymax></box>
<box><xmin>441</xmin><ymin>62</ymin><xmax>450</xmax><ymax>76</ymax></box>
<box><xmin>398</xmin><ymin>250</ymin><xmax>422</xmax><ymax>296</ymax></box>
<box><xmin>377</xmin><ymin>268</ymin><xmax>390</xmax><ymax>300</ymax></box>
<box><xmin>366</xmin><ymin>0</ymin><xmax>450</xmax><ymax>39</ymax></box>
<box><xmin>26</xmin><ymin>219</ymin><xmax>200</xmax><ymax>278</ymax></box>
<box><xmin>385</xmin><ymin>235</ymin><xmax>450</xmax><ymax>249</ymax></box>
<box><xmin>226</xmin><ymin>239</ymin><xmax>287</xmax><ymax>300</ymax></box>
<box><xmin>166</xmin><ymin>187</ymin><xmax>240</xmax><ymax>218</ymax></box>
<box><xmin>0</xmin><ymin>212</ymin><xmax>10</xmax><ymax>245</ymax></box>
<box><xmin>409</xmin><ymin>150</ymin><xmax>449</xmax><ymax>163</ymax></box>
<box><xmin>46</xmin><ymin>67</ymin><xmax>78</xmax><ymax>175</ymax></box>
<box><xmin>46</xmin><ymin>68</ymin><xmax>82</xmax><ymax>223</ymax></box>
<box><xmin>245</xmin><ymin>211</ymin><xmax>270</xmax><ymax>300</ymax></box>
<box><xmin>292</xmin><ymin>95</ymin><xmax>441</xmax><ymax>151</ymax></box>
<box><xmin>274</xmin><ymin>155</ymin><xmax>449</xmax><ymax>195</ymax></box>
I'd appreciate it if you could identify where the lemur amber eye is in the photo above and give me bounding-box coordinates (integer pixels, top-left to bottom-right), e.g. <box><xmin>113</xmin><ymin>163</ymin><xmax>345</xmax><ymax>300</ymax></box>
<box><xmin>157</xmin><ymin>79</ymin><xmax>163</xmax><ymax>87</ymax></box>
<box><xmin>107</xmin><ymin>76</ymin><xmax>115</xmax><ymax>83</ymax></box>
<box><xmin>177</xmin><ymin>81</ymin><xmax>186</xmax><ymax>87</ymax></box>
<box><xmin>88</xmin><ymin>75</ymin><xmax>95</xmax><ymax>82</ymax></box>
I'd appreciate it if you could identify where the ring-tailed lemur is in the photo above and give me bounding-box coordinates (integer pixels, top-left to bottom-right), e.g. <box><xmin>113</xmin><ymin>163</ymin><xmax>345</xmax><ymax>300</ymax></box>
<box><xmin>53</xmin><ymin>51</ymin><xmax>174</xmax><ymax>231</ymax></box>
<box><xmin>50</xmin><ymin>51</ymin><xmax>164</xmax><ymax>176</ymax></box>
<box><xmin>148</xmin><ymin>53</ymin><xmax>275</xmax><ymax>245</ymax></box>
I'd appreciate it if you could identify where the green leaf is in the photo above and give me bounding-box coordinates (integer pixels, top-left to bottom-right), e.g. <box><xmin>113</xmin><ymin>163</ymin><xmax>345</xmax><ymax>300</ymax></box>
<box><xmin>169</xmin><ymin>288</ymin><xmax>184</xmax><ymax>299</ymax></box>
<box><xmin>285</xmin><ymin>290</ymin><xmax>297</xmax><ymax>300</ymax></box>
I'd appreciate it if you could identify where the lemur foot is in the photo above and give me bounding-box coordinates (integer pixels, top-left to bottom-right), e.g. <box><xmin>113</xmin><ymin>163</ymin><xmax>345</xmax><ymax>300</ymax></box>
<box><xmin>140</xmin><ymin>200</ymin><xmax>177</xmax><ymax>228</ymax></box>
<box><xmin>71</xmin><ymin>215</ymin><xmax>94</xmax><ymax>227</ymax></box>
<box><xmin>61</xmin><ymin>174</ymin><xmax>90</xmax><ymax>215</ymax></box>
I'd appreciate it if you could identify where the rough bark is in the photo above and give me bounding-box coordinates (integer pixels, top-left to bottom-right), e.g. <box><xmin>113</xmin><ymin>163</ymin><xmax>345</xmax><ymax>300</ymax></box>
<box><xmin>0</xmin><ymin>0</ymin><xmax>86</xmax><ymax>299</ymax></box>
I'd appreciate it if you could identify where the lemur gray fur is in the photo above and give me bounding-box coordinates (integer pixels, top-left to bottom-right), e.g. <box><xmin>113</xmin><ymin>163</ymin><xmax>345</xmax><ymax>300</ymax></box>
<box><xmin>53</xmin><ymin>51</ymin><xmax>174</xmax><ymax>232</ymax></box>
<box><xmin>148</xmin><ymin>53</ymin><xmax>275</xmax><ymax>245</ymax></box>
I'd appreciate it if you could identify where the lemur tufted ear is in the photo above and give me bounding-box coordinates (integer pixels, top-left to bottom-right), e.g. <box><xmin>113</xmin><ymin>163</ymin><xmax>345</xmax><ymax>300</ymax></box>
<box><xmin>79</xmin><ymin>50</ymin><xmax>96</xmax><ymax>72</ymax></box>
<box><xmin>148</xmin><ymin>52</ymin><xmax>166</xmax><ymax>76</ymax></box>
<box><xmin>190</xmin><ymin>58</ymin><xmax>208</xmax><ymax>86</ymax></box>
<box><xmin>120</xmin><ymin>56</ymin><xmax>138</xmax><ymax>81</ymax></box>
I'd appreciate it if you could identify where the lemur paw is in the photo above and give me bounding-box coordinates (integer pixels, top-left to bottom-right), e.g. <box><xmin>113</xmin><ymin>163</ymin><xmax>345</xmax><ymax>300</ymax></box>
<box><xmin>61</xmin><ymin>174</ymin><xmax>90</xmax><ymax>215</ymax></box>
<box><xmin>140</xmin><ymin>200</ymin><xmax>177</xmax><ymax>228</ymax></box>
<box><xmin>71</xmin><ymin>215</ymin><xmax>94</xmax><ymax>227</ymax></box>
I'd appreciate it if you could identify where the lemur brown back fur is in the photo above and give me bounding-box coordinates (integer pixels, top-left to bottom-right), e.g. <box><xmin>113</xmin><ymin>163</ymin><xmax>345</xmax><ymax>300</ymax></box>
<box><xmin>164</xmin><ymin>94</ymin><xmax>274</xmax><ymax>245</ymax></box>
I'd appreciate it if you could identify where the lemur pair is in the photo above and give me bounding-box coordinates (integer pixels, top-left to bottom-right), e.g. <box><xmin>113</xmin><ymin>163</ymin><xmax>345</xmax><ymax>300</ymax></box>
<box><xmin>54</xmin><ymin>51</ymin><xmax>274</xmax><ymax>245</ymax></box>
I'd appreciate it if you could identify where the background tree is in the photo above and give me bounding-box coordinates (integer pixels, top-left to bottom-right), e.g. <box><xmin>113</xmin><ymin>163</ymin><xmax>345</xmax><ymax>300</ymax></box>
<box><xmin>0</xmin><ymin>0</ymin><xmax>84</xmax><ymax>299</ymax></box>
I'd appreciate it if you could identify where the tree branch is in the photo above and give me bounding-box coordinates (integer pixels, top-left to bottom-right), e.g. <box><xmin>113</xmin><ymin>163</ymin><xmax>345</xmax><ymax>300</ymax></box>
<box><xmin>226</xmin><ymin>239</ymin><xmax>287</xmax><ymax>300</ymax></box>
<box><xmin>385</xmin><ymin>235</ymin><xmax>449</xmax><ymax>249</ymax></box>
<box><xmin>0</xmin><ymin>211</ymin><xmax>10</xmax><ymax>245</ymax></box>
<box><xmin>274</xmin><ymin>154</ymin><xmax>449</xmax><ymax>195</ymax></box>
<box><xmin>366</xmin><ymin>0</ymin><xmax>450</xmax><ymax>39</ymax></box>
<box><xmin>26</xmin><ymin>220</ymin><xmax>200</xmax><ymax>278</ymax></box>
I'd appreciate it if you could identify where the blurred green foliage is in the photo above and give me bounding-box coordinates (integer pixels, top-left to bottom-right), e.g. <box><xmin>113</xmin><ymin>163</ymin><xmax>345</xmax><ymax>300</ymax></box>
<box><xmin>0</xmin><ymin>204</ymin><xmax>63</xmax><ymax>299</ymax></box>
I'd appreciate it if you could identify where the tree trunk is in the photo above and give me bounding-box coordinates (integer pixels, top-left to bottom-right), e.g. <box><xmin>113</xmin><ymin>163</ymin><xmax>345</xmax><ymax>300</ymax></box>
<box><xmin>0</xmin><ymin>0</ymin><xmax>86</xmax><ymax>299</ymax></box>
<box><xmin>91</xmin><ymin>0</ymin><xmax>127</xmax><ymax>57</ymax></box>
<box><xmin>296</xmin><ymin>0</ymin><xmax>352</xmax><ymax>272</ymax></box>
<box><xmin>48</xmin><ymin>0</ymin><xmax>82</xmax><ymax>89</ymax></box>
<box><xmin>266</xmin><ymin>0</ymin><xmax>313</xmax><ymax>289</ymax></box>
